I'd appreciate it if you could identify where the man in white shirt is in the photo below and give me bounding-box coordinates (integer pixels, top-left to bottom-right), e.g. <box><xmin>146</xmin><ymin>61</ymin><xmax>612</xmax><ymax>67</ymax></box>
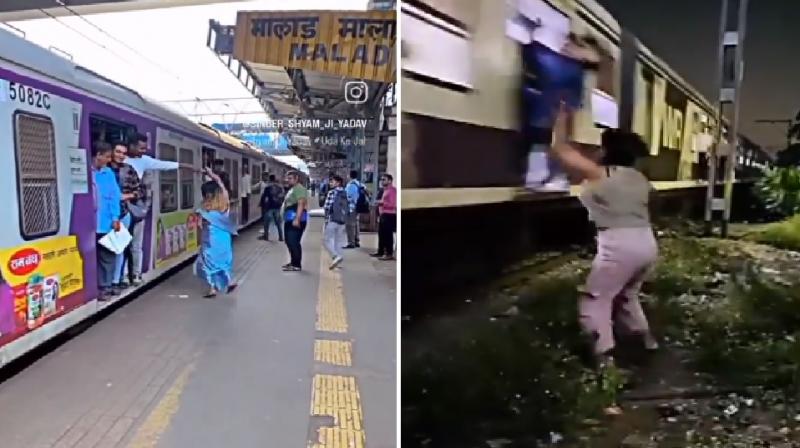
<box><xmin>123</xmin><ymin>133</ymin><xmax>194</xmax><ymax>284</ymax></box>
<box><xmin>240</xmin><ymin>166</ymin><xmax>252</xmax><ymax>223</ymax></box>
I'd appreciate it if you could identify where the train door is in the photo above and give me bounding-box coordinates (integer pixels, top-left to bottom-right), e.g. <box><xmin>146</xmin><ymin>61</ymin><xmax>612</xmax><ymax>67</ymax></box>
<box><xmin>152</xmin><ymin>128</ymin><xmax>200</xmax><ymax>270</ymax></box>
<box><xmin>219</xmin><ymin>155</ymin><xmax>239</xmax><ymax>224</ymax></box>
<box><xmin>241</xmin><ymin>157</ymin><xmax>250</xmax><ymax>224</ymax></box>
<box><xmin>250</xmin><ymin>158</ymin><xmax>263</xmax><ymax>219</ymax></box>
<box><xmin>0</xmin><ymin>76</ymin><xmax>88</xmax><ymax>340</ymax></box>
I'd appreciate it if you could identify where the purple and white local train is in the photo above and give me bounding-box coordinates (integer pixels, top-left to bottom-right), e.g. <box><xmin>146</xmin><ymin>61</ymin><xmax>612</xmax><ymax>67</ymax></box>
<box><xmin>0</xmin><ymin>27</ymin><xmax>300</xmax><ymax>368</ymax></box>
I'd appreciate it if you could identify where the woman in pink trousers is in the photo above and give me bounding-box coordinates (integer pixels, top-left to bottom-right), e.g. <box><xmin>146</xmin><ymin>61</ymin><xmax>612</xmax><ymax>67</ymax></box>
<box><xmin>549</xmin><ymin>104</ymin><xmax>659</xmax><ymax>415</ymax></box>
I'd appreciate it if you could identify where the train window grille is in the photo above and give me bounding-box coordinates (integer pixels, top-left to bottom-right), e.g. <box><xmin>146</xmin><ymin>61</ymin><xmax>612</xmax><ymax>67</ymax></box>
<box><xmin>158</xmin><ymin>143</ymin><xmax>178</xmax><ymax>213</ymax></box>
<box><xmin>14</xmin><ymin>112</ymin><xmax>60</xmax><ymax>239</ymax></box>
<box><xmin>179</xmin><ymin>148</ymin><xmax>194</xmax><ymax>210</ymax></box>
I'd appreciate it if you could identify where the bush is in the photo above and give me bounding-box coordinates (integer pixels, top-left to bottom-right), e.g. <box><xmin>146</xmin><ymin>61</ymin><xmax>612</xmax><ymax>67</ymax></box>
<box><xmin>755</xmin><ymin>167</ymin><xmax>800</xmax><ymax>217</ymax></box>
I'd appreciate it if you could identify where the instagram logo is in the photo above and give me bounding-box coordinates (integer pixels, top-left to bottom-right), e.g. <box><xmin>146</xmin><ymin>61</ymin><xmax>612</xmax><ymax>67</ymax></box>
<box><xmin>344</xmin><ymin>81</ymin><xmax>368</xmax><ymax>104</ymax></box>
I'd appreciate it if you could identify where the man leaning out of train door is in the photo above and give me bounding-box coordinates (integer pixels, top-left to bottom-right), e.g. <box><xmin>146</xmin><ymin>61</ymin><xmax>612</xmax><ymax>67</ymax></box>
<box><xmin>123</xmin><ymin>133</ymin><xmax>197</xmax><ymax>285</ymax></box>
<box><xmin>110</xmin><ymin>141</ymin><xmax>140</xmax><ymax>293</ymax></box>
<box><xmin>92</xmin><ymin>141</ymin><xmax>124</xmax><ymax>301</ymax></box>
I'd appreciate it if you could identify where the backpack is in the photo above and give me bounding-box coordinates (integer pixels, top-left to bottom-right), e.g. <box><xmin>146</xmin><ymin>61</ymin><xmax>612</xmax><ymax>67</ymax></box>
<box><xmin>329</xmin><ymin>189</ymin><xmax>349</xmax><ymax>225</ymax></box>
<box><xmin>266</xmin><ymin>184</ymin><xmax>285</xmax><ymax>209</ymax></box>
<box><xmin>355</xmin><ymin>184</ymin><xmax>370</xmax><ymax>214</ymax></box>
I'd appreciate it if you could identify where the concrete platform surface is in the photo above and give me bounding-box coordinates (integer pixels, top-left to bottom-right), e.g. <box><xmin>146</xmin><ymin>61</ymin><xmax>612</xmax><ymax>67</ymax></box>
<box><xmin>0</xmin><ymin>219</ymin><xmax>397</xmax><ymax>448</ymax></box>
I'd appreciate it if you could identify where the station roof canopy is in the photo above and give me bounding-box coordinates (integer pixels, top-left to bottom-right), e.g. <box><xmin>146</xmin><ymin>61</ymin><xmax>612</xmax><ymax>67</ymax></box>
<box><xmin>0</xmin><ymin>0</ymin><xmax>239</xmax><ymax>22</ymax></box>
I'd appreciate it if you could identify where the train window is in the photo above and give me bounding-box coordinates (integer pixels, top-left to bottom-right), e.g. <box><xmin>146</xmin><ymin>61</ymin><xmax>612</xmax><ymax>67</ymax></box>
<box><xmin>202</xmin><ymin>146</ymin><xmax>215</xmax><ymax>169</ymax></box>
<box><xmin>179</xmin><ymin>148</ymin><xmax>194</xmax><ymax>210</ymax></box>
<box><xmin>222</xmin><ymin>158</ymin><xmax>232</xmax><ymax>181</ymax></box>
<box><xmin>231</xmin><ymin>160</ymin><xmax>240</xmax><ymax>199</ymax></box>
<box><xmin>89</xmin><ymin>115</ymin><xmax>135</xmax><ymax>147</ymax></box>
<box><xmin>14</xmin><ymin>112</ymin><xmax>60</xmax><ymax>240</ymax></box>
<box><xmin>158</xmin><ymin>143</ymin><xmax>178</xmax><ymax>213</ymax></box>
<box><xmin>595</xmin><ymin>52</ymin><xmax>616</xmax><ymax>97</ymax></box>
<box><xmin>252</xmin><ymin>162</ymin><xmax>261</xmax><ymax>184</ymax></box>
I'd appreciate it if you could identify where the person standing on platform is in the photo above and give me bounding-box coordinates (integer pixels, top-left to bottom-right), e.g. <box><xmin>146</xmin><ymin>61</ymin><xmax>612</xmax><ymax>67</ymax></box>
<box><xmin>281</xmin><ymin>171</ymin><xmax>309</xmax><ymax>272</ymax></box>
<box><xmin>260</xmin><ymin>171</ymin><xmax>270</xmax><ymax>191</ymax></box>
<box><xmin>259</xmin><ymin>174</ymin><xmax>285</xmax><ymax>242</ymax></box>
<box><xmin>240</xmin><ymin>165</ymin><xmax>252</xmax><ymax>224</ymax></box>
<box><xmin>92</xmin><ymin>141</ymin><xmax>122</xmax><ymax>301</ymax></box>
<box><xmin>323</xmin><ymin>175</ymin><xmax>348</xmax><ymax>269</ymax></box>
<box><xmin>374</xmin><ymin>174</ymin><xmax>397</xmax><ymax>260</ymax></box>
<box><xmin>195</xmin><ymin>168</ymin><xmax>238</xmax><ymax>298</ymax></box>
<box><xmin>110</xmin><ymin>142</ymin><xmax>140</xmax><ymax>293</ymax></box>
<box><xmin>344</xmin><ymin>170</ymin><xmax>368</xmax><ymax>249</ymax></box>
<box><xmin>319</xmin><ymin>171</ymin><xmax>332</xmax><ymax>207</ymax></box>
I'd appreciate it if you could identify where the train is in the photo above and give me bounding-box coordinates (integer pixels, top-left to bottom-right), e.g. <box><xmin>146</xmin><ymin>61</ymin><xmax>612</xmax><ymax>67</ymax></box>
<box><xmin>400</xmin><ymin>0</ymin><xmax>771</xmax><ymax>208</ymax></box>
<box><xmin>0</xmin><ymin>25</ymin><xmax>305</xmax><ymax>368</ymax></box>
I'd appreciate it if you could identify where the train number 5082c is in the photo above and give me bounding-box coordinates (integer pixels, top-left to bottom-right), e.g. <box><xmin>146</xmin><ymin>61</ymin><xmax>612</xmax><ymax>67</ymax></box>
<box><xmin>8</xmin><ymin>82</ymin><xmax>51</xmax><ymax>110</ymax></box>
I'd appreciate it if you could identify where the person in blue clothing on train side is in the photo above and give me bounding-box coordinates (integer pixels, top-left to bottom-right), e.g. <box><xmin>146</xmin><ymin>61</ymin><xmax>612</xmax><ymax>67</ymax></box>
<box><xmin>91</xmin><ymin>141</ymin><xmax>123</xmax><ymax>301</ymax></box>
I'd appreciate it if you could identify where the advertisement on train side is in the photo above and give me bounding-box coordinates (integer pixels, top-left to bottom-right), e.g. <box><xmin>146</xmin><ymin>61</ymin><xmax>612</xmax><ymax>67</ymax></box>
<box><xmin>233</xmin><ymin>10</ymin><xmax>396</xmax><ymax>83</ymax></box>
<box><xmin>155</xmin><ymin>211</ymin><xmax>200</xmax><ymax>269</ymax></box>
<box><xmin>0</xmin><ymin>236</ymin><xmax>84</xmax><ymax>343</ymax></box>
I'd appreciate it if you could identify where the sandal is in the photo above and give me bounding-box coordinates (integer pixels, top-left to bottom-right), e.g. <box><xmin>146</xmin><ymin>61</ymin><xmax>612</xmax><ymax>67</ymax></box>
<box><xmin>226</xmin><ymin>284</ymin><xmax>238</xmax><ymax>294</ymax></box>
<box><xmin>203</xmin><ymin>289</ymin><xmax>218</xmax><ymax>298</ymax></box>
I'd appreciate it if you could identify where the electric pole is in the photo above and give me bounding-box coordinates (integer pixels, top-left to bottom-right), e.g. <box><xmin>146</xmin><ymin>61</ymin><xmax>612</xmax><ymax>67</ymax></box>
<box><xmin>705</xmin><ymin>0</ymin><xmax>748</xmax><ymax>237</ymax></box>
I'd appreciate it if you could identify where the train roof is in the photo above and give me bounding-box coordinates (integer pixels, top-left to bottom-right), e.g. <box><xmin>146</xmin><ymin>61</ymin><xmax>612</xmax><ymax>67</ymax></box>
<box><xmin>0</xmin><ymin>25</ymin><xmax>299</xmax><ymax>170</ymax></box>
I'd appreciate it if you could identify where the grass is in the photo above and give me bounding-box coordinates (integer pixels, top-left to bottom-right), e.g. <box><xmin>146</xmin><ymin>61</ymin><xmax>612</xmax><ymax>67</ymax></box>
<box><xmin>402</xmin><ymin>274</ymin><xmax>610</xmax><ymax>447</ymax></box>
<box><xmin>745</xmin><ymin>214</ymin><xmax>800</xmax><ymax>251</ymax></box>
<box><xmin>403</xmin><ymin>226</ymin><xmax>800</xmax><ymax>446</ymax></box>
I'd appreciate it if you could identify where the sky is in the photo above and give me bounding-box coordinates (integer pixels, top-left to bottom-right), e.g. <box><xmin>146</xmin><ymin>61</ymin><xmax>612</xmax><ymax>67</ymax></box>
<box><xmin>596</xmin><ymin>0</ymin><xmax>800</xmax><ymax>152</ymax></box>
<box><xmin>7</xmin><ymin>0</ymin><xmax>367</xmax><ymax>125</ymax></box>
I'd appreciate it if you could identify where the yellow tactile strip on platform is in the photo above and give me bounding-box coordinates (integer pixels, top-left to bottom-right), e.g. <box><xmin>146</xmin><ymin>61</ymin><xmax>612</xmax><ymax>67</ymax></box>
<box><xmin>316</xmin><ymin>255</ymin><xmax>349</xmax><ymax>333</ymax></box>
<box><xmin>309</xmin><ymin>374</ymin><xmax>365</xmax><ymax>448</ymax></box>
<box><xmin>314</xmin><ymin>340</ymin><xmax>353</xmax><ymax>367</ymax></box>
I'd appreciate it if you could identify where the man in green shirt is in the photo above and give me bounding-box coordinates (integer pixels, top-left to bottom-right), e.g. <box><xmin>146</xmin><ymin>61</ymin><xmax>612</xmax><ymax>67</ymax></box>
<box><xmin>281</xmin><ymin>171</ymin><xmax>308</xmax><ymax>271</ymax></box>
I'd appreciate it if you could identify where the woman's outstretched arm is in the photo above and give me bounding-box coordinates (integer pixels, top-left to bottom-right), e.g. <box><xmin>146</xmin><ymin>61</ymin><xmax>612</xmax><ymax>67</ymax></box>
<box><xmin>205</xmin><ymin>167</ymin><xmax>230</xmax><ymax>204</ymax></box>
<box><xmin>549</xmin><ymin>103</ymin><xmax>605</xmax><ymax>182</ymax></box>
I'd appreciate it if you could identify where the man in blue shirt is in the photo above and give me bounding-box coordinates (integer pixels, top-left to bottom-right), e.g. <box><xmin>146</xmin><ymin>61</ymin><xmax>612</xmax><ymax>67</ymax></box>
<box><xmin>92</xmin><ymin>141</ymin><xmax>123</xmax><ymax>300</ymax></box>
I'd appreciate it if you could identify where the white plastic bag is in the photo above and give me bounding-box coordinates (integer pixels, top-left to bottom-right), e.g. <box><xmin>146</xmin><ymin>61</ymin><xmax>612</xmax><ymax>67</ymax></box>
<box><xmin>98</xmin><ymin>225</ymin><xmax>132</xmax><ymax>255</ymax></box>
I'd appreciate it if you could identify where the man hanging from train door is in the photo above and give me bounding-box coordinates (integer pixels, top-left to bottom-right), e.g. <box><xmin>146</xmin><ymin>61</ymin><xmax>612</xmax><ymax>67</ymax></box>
<box><xmin>522</xmin><ymin>32</ymin><xmax>603</xmax><ymax>191</ymax></box>
<box><xmin>123</xmin><ymin>133</ymin><xmax>195</xmax><ymax>285</ymax></box>
<box><xmin>511</xmin><ymin>3</ymin><xmax>603</xmax><ymax>192</ymax></box>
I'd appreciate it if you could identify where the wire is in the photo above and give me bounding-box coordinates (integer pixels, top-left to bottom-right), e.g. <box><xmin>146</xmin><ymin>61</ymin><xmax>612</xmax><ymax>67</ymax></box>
<box><xmin>52</xmin><ymin>0</ymin><xmax>189</xmax><ymax>85</ymax></box>
<box><xmin>51</xmin><ymin>1</ymin><xmax>264</xmax><ymax>122</ymax></box>
<box><xmin>37</xmin><ymin>8</ymin><xmax>133</xmax><ymax>65</ymax></box>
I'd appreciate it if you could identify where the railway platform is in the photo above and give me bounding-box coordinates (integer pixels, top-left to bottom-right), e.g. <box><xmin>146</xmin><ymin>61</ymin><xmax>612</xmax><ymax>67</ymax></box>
<box><xmin>0</xmin><ymin>219</ymin><xmax>396</xmax><ymax>448</ymax></box>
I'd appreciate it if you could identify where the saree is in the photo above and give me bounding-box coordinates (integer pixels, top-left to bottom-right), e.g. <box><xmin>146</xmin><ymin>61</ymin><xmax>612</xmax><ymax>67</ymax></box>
<box><xmin>194</xmin><ymin>209</ymin><xmax>238</xmax><ymax>291</ymax></box>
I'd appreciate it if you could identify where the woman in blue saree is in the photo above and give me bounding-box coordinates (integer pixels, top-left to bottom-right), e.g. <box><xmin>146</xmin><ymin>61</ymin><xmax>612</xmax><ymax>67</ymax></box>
<box><xmin>195</xmin><ymin>168</ymin><xmax>238</xmax><ymax>298</ymax></box>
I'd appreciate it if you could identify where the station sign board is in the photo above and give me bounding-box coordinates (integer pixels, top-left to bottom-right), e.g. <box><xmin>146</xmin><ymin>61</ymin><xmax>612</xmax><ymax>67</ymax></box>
<box><xmin>234</xmin><ymin>10</ymin><xmax>396</xmax><ymax>83</ymax></box>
